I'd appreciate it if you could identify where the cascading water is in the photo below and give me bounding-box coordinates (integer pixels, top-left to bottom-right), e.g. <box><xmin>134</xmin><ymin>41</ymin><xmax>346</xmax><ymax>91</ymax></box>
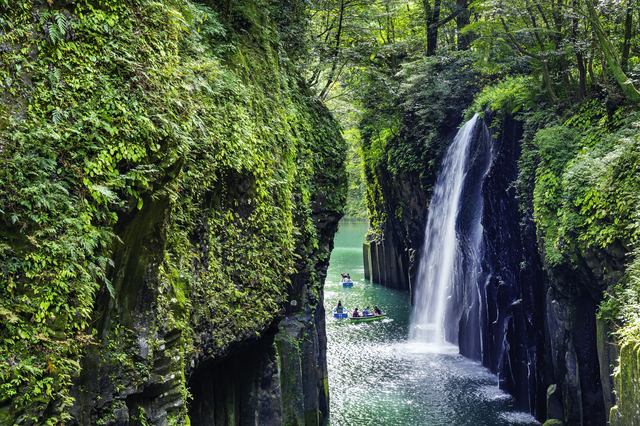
<box><xmin>410</xmin><ymin>113</ymin><xmax>492</xmax><ymax>347</ymax></box>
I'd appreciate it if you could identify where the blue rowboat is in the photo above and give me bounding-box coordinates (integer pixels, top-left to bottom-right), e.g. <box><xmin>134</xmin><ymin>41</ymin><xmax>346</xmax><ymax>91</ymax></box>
<box><xmin>341</xmin><ymin>278</ymin><xmax>354</xmax><ymax>287</ymax></box>
<box><xmin>333</xmin><ymin>307</ymin><xmax>348</xmax><ymax>318</ymax></box>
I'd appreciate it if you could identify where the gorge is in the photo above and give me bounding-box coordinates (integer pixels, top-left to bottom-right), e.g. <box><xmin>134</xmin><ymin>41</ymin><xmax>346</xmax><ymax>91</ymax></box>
<box><xmin>2</xmin><ymin>0</ymin><xmax>640</xmax><ymax>425</ymax></box>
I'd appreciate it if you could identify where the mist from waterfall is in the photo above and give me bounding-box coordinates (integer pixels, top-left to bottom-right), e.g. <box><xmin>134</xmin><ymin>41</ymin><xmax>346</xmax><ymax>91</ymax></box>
<box><xmin>409</xmin><ymin>113</ymin><xmax>487</xmax><ymax>345</ymax></box>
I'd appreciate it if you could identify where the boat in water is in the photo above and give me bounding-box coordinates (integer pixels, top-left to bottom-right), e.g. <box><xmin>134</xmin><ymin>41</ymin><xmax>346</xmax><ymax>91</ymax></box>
<box><xmin>341</xmin><ymin>278</ymin><xmax>354</xmax><ymax>287</ymax></box>
<box><xmin>333</xmin><ymin>307</ymin><xmax>349</xmax><ymax>318</ymax></box>
<box><xmin>348</xmin><ymin>313</ymin><xmax>387</xmax><ymax>322</ymax></box>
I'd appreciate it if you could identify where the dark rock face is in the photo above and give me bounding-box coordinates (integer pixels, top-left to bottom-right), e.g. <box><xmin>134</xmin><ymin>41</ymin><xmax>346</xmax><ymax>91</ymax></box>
<box><xmin>542</xmin><ymin>243</ymin><xmax>624</xmax><ymax>425</ymax></box>
<box><xmin>474</xmin><ymin>117</ymin><xmax>546</xmax><ymax>418</ymax></box>
<box><xmin>189</xmin><ymin>335</ymin><xmax>283</xmax><ymax>426</ymax></box>
<box><xmin>68</xmin><ymin>194</ymin><xmax>182</xmax><ymax>425</ymax></box>
<box><xmin>187</xmin><ymin>295</ymin><xmax>332</xmax><ymax>426</ymax></box>
<box><xmin>67</xmin><ymin>188</ymin><xmax>341</xmax><ymax>426</ymax></box>
<box><xmin>186</xmin><ymin>318</ymin><xmax>326</xmax><ymax>426</ymax></box>
<box><xmin>363</xmin><ymin>238</ymin><xmax>411</xmax><ymax>291</ymax></box>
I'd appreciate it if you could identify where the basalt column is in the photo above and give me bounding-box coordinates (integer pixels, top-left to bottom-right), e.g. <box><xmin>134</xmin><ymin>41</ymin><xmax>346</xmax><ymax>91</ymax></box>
<box><xmin>477</xmin><ymin>116</ymin><xmax>546</xmax><ymax>418</ymax></box>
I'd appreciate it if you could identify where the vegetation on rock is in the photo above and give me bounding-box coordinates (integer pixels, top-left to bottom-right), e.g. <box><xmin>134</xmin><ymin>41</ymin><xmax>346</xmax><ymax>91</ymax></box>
<box><xmin>0</xmin><ymin>0</ymin><xmax>346</xmax><ymax>423</ymax></box>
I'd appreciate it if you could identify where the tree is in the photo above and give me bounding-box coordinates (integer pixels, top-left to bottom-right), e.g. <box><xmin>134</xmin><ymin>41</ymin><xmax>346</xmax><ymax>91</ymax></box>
<box><xmin>423</xmin><ymin>0</ymin><xmax>470</xmax><ymax>55</ymax></box>
<box><xmin>584</xmin><ymin>0</ymin><xmax>640</xmax><ymax>103</ymax></box>
<box><xmin>467</xmin><ymin>0</ymin><xmax>640</xmax><ymax>104</ymax></box>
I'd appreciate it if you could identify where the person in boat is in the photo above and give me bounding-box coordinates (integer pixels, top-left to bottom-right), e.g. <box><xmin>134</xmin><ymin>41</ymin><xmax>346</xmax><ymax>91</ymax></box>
<box><xmin>352</xmin><ymin>307</ymin><xmax>360</xmax><ymax>317</ymax></box>
<box><xmin>336</xmin><ymin>300</ymin><xmax>344</xmax><ymax>314</ymax></box>
<box><xmin>373</xmin><ymin>305</ymin><xmax>382</xmax><ymax>316</ymax></box>
<box><xmin>362</xmin><ymin>307</ymin><xmax>371</xmax><ymax>316</ymax></box>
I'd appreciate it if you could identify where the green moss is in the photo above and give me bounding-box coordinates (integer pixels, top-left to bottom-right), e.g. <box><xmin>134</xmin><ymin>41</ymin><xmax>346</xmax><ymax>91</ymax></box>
<box><xmin>305</xmin><ymin>409</ymin><xmax>320</xmax><ymax>426</ymax></box>
<box><xmin>0</xmin><ymin>105</ymin><xmax>9</xmax><ymax>132</ymax></box>
<box><xmin>610</xmin><ymin>341</ymin><xmax>640</xmax><ymax>426</ymax></box>
<box><xmin>275</xmin><ymin>328</ymin><xmax>305</xmax><ymax>425</ymax></box>
<box><xmin>466</xmin><ymin>76</ymin><xmax>538</xmax><ymax>125</ymax></box>
<box><xmin>0</xmin><ymin>404</ymin><xmax>19</xmax><ymax>426</ymax></box>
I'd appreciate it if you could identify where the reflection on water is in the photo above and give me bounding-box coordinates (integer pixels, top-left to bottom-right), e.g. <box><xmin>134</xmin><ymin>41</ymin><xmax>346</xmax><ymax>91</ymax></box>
<box><xmin>324</xmin><ymin>221</ymin><xmax>539</xmax><ymax>425</ymax></box>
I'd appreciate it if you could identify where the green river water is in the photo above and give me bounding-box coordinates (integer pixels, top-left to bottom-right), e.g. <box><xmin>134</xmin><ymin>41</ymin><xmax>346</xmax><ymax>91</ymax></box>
<box><xmin>323</xmin><ymin>221</ymin><xmax>540</xmax><ymax>426</ymax></box>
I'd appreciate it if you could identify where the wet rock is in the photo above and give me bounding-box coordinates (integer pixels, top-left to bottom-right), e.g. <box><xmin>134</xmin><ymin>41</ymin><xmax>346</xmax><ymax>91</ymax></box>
<box><xmin>547</xmin><ymin>384</ymin><xmax>564</xmax><ymax>421</ymax></box>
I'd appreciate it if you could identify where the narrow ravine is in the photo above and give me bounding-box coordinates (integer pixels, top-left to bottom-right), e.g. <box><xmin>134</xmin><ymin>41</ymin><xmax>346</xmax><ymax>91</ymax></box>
<box><xmin>324</xmin><ymin>221</ymin><xmax>539</xmax><ymax>425</ymax></box>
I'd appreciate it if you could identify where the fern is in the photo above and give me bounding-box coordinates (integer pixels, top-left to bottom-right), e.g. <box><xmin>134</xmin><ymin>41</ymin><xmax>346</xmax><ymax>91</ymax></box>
<box><xmin>54</xmin><ymin>12</ymin><xmax>68</xmax><ymax>38</ymax></box>
<box><xmin>52</xmin><ymin>109</ymin><xmax>63</xmax><ymax>125</ymax></box>
<box><xmin>105</xmin><ymin>278</ymin><xmax>116</xmax><ymax>299</ymax></box>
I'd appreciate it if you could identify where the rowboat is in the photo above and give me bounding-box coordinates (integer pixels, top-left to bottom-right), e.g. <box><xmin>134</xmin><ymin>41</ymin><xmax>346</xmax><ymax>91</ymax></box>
<box><xmin>341</xmin><ymin>278</ymin><xmax>354</xmax><ymax>287</ymax></box>
<box><xmin>333</xmin><ymin>307</ymin><xmax>349</xmax><ymax>318</ymax></box>
<box><xmin>348</xmin><ymin>313</ymin><xmax>387</xmax><ymax>322</ymax></box>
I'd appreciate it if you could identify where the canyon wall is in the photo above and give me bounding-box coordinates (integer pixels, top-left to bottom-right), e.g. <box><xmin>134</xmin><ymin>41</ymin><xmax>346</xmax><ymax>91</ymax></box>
<box><xmin>0</xmin><ymin>1</ymin><xmax>346</xmax><ymax>424</ymax></box>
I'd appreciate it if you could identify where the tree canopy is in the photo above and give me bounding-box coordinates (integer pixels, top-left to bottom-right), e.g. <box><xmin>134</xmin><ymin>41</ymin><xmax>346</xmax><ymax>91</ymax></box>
<box><xmin>301</xmin><ymin>0</ymin><xmax>639</xmax><ymax>221</ymax></box>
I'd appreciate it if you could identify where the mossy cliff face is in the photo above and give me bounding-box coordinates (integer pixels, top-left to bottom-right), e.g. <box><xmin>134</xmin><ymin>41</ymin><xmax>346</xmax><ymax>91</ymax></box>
<box><xmin>0</xmin><ymin>0</ymin><xmax>346</xmax><ymax>424</ymax></box>
<box><xmin>540</xmin><ymin>242</ymin><xmax>622</xmax><ymax>425</ymax></box>
<box><xmin>610</xmin><ymin>341</ymin><xmax>640</xmax><ymax>426</ymax></box>
<box><xmin>524</xmin><ymin>103</ymin><xmax>640</xmax><ymax>425</ymax></box>
<box><xmin>361</xmin><ymin>57</ymin><xmax>481</xmax><ymax>291</ymax></box>
<box><xmin>479</xmin><ymin>107</ymin><xmax>639</xmax><ymax>425</ymax></box>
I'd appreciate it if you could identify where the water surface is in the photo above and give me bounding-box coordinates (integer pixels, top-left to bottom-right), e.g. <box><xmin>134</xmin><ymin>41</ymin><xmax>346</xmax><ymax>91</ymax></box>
<box><xmin>324</xmin><ymin>221</ymin><xmax>539</xmax><ymax>425</ymax></box>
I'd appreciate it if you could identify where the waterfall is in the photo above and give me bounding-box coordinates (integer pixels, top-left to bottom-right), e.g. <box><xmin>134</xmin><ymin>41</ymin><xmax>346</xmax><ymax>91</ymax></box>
<box><xmin>410</xmin><ymin>113</ymin><xmax>491</xmax><ymax>348</ymax></box>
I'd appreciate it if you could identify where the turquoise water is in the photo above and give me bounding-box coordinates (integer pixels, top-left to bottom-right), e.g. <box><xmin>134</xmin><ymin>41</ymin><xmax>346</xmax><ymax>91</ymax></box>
<box><xmin>323</xmin><ymin>221</ymin><xmax>540</xmax><ymax>426</ymax></box>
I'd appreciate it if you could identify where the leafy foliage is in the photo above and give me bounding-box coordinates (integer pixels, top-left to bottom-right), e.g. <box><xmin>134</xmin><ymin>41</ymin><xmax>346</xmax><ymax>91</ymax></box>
<box><xmin>467</xmin><ymin>76</ymin><xmax>539</xmax><ymax>123</ymax></box>
<box><xmin>400</xmin><ymin>54</ymin><xmax>482</xmax><ymax>146</ymax></box>
<box><xmin>531</xmin><ymin>125</ymin><xmax>582</xmax><ymax>265</ymax></box>
<box><xmin>1</xmin><ymin>0</ymin><xmax>187</xmax><ymax>418</ymax></box>
<box><xmin>358</xmin><ymin>54</ymin><xmax>482</xmax><ymax>238</ymax></box>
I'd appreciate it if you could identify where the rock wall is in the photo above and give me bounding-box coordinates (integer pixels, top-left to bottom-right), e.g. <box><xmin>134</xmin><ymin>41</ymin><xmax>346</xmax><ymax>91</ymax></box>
<box><xmin>610</xmin><ymin>340</ymin><xmax>640</xmax><ymax>426</ymax></box>
<box><xmin>362</xmin><ymin>239</ymin><xmax>410</xmax><ymax>290</ymax></box>
<box><xmin>540</xmin><ymin>239</ymin><xmax>626</xmax><ymax>425</ymax></box>
<box><xmin>474</xmin><ymin>117</ymin><xmax>547</xmax><ymax>418</ymax></box>
<box><xmin>65</xmin><ymin>190</ymin><xmax>341</xmax><ymax>426</ymax></box>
